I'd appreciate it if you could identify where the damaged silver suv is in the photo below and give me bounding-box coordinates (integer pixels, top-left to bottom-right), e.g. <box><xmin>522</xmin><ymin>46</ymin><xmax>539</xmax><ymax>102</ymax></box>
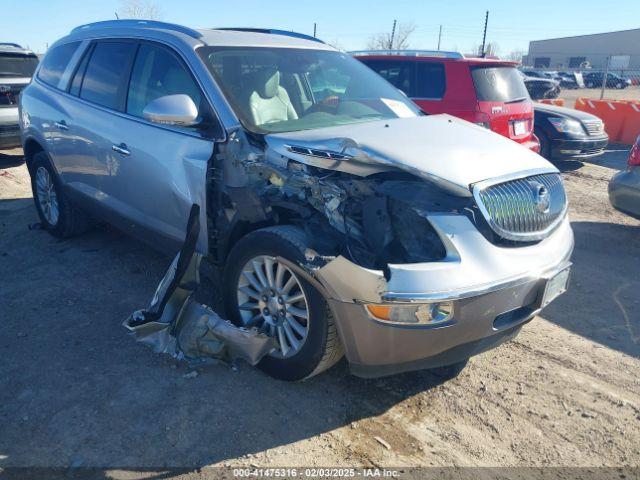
<box><xmin>20</xmin><ymin>21</ymin><xmax>573</xmax><ymax>380</ymax></box>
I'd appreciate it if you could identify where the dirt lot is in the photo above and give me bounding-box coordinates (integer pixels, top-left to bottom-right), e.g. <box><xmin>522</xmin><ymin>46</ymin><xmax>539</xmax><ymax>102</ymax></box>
<box><xmin>1</xmin><ymin>146</ymin><xmax>639</xmax><ymax>477</ymax></box>
<box><xmin>559</xmin><ymin>85</ymin><xmax>639</xmax><ymax>107</ymax></box>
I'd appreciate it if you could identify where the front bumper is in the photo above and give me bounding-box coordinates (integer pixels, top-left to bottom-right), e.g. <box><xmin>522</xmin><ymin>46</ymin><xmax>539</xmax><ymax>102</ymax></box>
<box><xmin>0</xmin><ymin>107</ymin><xmax>21</xmax><ymax>149</ymax></box>
<box><xmin>551</xmin><ymin>135</ymin><xmax>609</xmax><ymax>159</ymax></box>
<box><xmin>316</xmin><ymin>214</ymin><xmax>574</xmax><ymax>378</ymax></box>
<box><xmin>609</xmin><ymin>168</ymin><xmax>640</xmax><ymax>218</ymax></box>
<box><xmin>0</xmin><ymin>124</ymin><xmax>21</xmax><ymax>148</ymax></box>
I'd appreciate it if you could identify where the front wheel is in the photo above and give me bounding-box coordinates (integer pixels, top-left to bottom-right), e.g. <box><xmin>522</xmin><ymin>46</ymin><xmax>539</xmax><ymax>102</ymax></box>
<box><xmin>223</xmin><ymin>226</ymin><xmax>343</xmax><ymax>381</ymax></box>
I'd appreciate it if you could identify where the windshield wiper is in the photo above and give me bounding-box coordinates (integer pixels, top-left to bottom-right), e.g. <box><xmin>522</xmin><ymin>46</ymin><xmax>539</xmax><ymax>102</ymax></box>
<box><xmin>505</xmin><ymin>97</ymin><xmax>527</xmax><ymax>104</ymax></box>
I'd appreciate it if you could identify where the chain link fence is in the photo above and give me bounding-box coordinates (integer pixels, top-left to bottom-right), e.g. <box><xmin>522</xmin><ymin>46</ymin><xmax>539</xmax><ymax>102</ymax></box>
<box><xmin>520</xmin><ymin>57</ymin><xmax>640</xmax><ymax>108</ymax></box>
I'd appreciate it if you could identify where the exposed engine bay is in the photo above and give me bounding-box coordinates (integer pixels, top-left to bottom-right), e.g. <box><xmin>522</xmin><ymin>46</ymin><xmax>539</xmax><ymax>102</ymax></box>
<box><xmin>208</xmin><ymin>127</ymin><xmax>487</xmax><ymax>274</ymax></box>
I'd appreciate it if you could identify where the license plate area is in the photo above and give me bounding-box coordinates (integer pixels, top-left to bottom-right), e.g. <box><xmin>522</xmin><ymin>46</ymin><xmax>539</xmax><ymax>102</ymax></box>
<box><xmin>541</xmin><ymin>266</ymin><xmax>571</xmax><ymax>308</ymax></box>
<box><xmin>513</xmin><ymin>120</ymin><xmax>527</xmax><ymax>136</ymax></box>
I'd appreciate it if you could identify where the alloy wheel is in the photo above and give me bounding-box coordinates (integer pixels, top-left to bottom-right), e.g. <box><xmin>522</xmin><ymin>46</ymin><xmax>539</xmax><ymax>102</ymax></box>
<box><xmin>236</xmin><ymin>255</ymin><xmax>309</xmax><ymax>358</ymax></box>
<box><xmin>35</xmin><ymin>166</ymin><xmax>59</xmax><ymax>226</ymax></box>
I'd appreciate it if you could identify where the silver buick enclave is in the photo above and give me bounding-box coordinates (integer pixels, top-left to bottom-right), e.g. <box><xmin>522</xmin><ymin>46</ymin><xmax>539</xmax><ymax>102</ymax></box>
<box><xmin>20</xmin><ymin>21</ymin><xmax>573</xmax><ymax>380</ymax></box>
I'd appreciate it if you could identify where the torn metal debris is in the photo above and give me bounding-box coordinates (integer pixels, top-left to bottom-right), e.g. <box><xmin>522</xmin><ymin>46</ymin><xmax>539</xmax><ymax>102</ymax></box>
<box><xmin>124</xmin><ymin>204</ymin><xmax>276</xmax><ymax>366</ymax></box>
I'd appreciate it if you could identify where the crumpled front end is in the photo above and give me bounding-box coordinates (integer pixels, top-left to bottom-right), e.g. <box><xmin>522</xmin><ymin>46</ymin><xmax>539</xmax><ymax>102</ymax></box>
<box><xmin>205</xmin><ymin>120</ymin><xmax>574</xmax><ymax>377</ymax></box>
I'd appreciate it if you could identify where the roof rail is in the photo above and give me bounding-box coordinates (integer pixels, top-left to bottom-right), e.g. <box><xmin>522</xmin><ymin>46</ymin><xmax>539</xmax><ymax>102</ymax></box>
<box><xmin>0</xmin><ymin>42</ymin><xmax>23</xmax><ymax>48</ymax></box>
<box><xmin>350</xmin><ymin>49</ymin><xmax>464</xmax><ymax>59</ymax></box>
<box><xmin>70</xmin><ymin>20</ymin><xmax>203</xmax><ymax>39</ymax></box>
<box><xmin>214</xmin><ymin>28</ymin><xmax>325</xmax><ymax>44</ymax></box>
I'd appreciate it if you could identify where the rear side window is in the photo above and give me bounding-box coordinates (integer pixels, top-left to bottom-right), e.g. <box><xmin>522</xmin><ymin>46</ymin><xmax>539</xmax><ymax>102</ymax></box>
<box><xmin>415</xmin><ymin>63</ymin><xmax>446</xmax><ymax>98</ymax></box>
<box><xmin>471</xmin><ymin>66</ymin><xmax>530</xmax><ymax>102</ymax></box>
<box><xmin>80</xmin><ymin>41</ymin><xmax>136</xmax><ymax>110</ymax></box>
<box><xmin>126</xmin><ymin>43</ymin><xmax>202</xmax><ymax>117</ymax></box>
<box><xmin>38</xmin><ymin>42</ymin><xmax>80</xmax><ymax>88</ymax></box>
<box><xmin>361</xmin><ymin>59</ymin><xmax>414</xmax><ymax>96</ymax></box>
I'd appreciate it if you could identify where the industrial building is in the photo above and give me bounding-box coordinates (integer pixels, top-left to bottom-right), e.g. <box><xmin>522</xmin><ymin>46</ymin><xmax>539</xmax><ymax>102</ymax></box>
<box><xmin>523</xmin><ymin>28</ymin><xmax>640</xmax><ymax>70</ymax></box>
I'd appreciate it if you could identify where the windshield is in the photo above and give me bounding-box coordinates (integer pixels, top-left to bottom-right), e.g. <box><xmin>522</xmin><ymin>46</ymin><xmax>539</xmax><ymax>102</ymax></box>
<box><xmin>0</xmin><ymin>53</ymin><xmax>39</xmax><ymax>77</ymax></box>
<box><xmin>198</xmin><ymin>47</ymin><xmax>421</xmax><ymax>134</ymax></box>
<box><xmin>472</xmin><ymin>66</ymin><xmax>530</xmax><ymax>103</ymax></box>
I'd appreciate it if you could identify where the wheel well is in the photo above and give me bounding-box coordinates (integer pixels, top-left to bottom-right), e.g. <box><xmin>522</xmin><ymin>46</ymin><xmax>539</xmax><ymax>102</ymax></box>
<box><xmin>23</xmin><ymin>138</ymin><xmax>45</xmax><ymax>173</ymax></box>
<box><xmin>216</xmin><ymin>206</ymin><xmax>309</xmax><ymax>263</ymax></box>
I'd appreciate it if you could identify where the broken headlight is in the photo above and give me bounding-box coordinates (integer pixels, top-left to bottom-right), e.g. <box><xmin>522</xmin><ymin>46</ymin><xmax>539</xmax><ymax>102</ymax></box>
<box><xmin>366</xmin><ymin>302</ymin><xmax>453</xmax><ymax>326</ymax></box>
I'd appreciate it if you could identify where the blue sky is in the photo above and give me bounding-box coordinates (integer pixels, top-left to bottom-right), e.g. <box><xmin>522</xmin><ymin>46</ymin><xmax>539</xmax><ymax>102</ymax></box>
<box><xmin>3</xmin><ymin>0</ymin><xmax>639</xmax><ymax>54</ymax></box>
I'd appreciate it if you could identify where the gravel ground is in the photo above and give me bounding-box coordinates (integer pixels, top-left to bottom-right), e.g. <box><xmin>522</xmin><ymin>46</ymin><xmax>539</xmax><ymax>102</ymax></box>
<box><xmin>0</xmin><ymin>146</ymin><xmax>639</xmax><ymax>478</ymax></box>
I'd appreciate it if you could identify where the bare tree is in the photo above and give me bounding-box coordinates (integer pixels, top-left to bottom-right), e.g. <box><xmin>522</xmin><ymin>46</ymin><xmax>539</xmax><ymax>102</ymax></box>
<box><xmin>366</xmin><ymin>22</ymin><xmax>416</xmax><ymax>50</ymax></box>
<box><xmin>506</xmin><ymin>49</ymin><xmax>525</xmax><ymax>63</ymax></box>
<box><xmin>471</xmin><ymin>41</ymin><xmax>500</xmax><ymax>57</ymax></box>
<box><xmin>326</xmin><ymin>39</ymin><xmax>344</xmax><ymax>51</ymax></box>
<box><xmin>118</xmin><ymin>0</ymin><xmax>162</xmax><ymax>19</ymax></box>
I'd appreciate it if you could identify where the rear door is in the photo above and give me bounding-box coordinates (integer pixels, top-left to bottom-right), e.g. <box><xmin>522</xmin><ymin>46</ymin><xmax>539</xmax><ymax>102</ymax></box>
<box><xmin>470</xmin><ymin>65</ymin><xmax>533</xmax><ymax>143</ymax></box>
<box><xmin>53</xmin><ymin>40</ymin><xmax>137</xmax><ymax>202</ymax></box>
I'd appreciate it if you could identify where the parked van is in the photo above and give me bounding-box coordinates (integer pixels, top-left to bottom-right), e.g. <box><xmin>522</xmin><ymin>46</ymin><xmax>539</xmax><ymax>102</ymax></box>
<box><xmin>0</xmin><ymin>43</ymin><xmax>38</xmax><ymax>148</ymax></box>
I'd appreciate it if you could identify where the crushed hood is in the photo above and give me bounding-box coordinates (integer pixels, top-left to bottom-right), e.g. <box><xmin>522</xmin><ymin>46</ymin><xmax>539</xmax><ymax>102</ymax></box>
<box><xmin>266</xmin><ymin>115</ymin><xmax>557</xmax><ymax>195</ymax></box>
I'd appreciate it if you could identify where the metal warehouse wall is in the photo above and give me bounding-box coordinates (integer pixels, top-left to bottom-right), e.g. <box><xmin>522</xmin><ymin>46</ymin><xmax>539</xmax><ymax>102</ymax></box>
<box><xmin>524</xmin><ymin>28</ymin><xmax>640</xmax><ymax>70</ymax></box>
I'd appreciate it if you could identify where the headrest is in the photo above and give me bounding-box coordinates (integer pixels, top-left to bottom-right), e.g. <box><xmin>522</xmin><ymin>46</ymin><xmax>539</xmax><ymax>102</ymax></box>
<box><xmin>256</xmin><ymin>68</ymin><xmax>280</xmax><ymax>99</ymax></box>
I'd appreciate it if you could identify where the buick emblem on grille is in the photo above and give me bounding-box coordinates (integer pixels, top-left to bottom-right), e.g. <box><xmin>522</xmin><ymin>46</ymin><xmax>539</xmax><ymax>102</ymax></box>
<box><xmin>531</xmin><ymin>181</ymin><xmax>551</xmax><ymax>213</ymax></box>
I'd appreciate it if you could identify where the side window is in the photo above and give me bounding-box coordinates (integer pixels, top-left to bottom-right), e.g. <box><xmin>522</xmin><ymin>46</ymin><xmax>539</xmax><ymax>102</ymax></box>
<box><xmin>38</xmin><ymin>42</ymin><xmax>81</xmax><ymax>88</ymax></box>
<box><xmin>126</xmin><ymin>43</ymin><xmax>202</xmax><ymax>119</ymax></box>
<box><xmin>68</xmin><ymin>46</ymin><xmax>92</xmax><ymax>96</ymax></box>
<box><xmin>361</xmin><ymin>60</ymin><xmax>415</xmax><ymax>96</ymax></box>
<box><xmin>80</xmin><ymin>41</ymin><xmax>136</xmax><ymax>110</ymax></box>
<box><xmin>415</xmin><ymin>63</ymin><xmax>446</xmax><ymax>99</ymax></box>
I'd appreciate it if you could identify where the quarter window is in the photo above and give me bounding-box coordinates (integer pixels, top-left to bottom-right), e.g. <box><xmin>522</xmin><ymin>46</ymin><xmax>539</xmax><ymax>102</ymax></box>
<box><xmin>415</xmin><ymin>63</ymin><xmax>446</xmax><ymax>98</ymax></box>
<box><xmin>80</xmin><ymin>41</ymin><xmax>136</xmax><ymax>110</ymax></box>
<box><xmin>38</xmin><ymin>42</ymin><xmax>81</xmax><ymax>88</ymax></box>
<box><xmin>126</xmin><ymin>43</ymin><xmax>203</xmax><ymax>118</ymax></box>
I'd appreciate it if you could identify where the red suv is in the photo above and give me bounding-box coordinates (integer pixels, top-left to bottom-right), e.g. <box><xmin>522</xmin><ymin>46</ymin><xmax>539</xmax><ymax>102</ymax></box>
<box><xmin>353</xmin><ymin>51</ymin><xmax>539</xmax><ymax>152</ymax></box>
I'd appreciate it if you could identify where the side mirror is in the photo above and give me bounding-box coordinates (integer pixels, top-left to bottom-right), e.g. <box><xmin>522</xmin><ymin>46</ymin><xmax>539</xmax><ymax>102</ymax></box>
<box><xmin>143</xmin><ymin>94</ymin><xmax>199</xmax><ymax>127</ymax></box>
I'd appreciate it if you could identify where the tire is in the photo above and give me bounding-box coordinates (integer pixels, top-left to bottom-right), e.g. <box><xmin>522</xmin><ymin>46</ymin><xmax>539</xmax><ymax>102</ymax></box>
<box><xmin>223</xmin><ymin>226</ymin><xmax>344</xmax><ymax>381</ymax></box>
<box><xmin>30</xmin><ymin>151</ymin><xmax>89</xmax><ymax>238</ymax></box>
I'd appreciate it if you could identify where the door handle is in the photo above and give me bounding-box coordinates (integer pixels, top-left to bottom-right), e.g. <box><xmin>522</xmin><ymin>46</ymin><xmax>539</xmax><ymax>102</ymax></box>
<box><xmin>54</xmin><ymin>120</ymin><xmax>68</xmax><ymax>131</ymax></box>
<box><xmin>112</xmin><ymin>143</ymin><xmax>131</xmax><ymax>156</ymax></box>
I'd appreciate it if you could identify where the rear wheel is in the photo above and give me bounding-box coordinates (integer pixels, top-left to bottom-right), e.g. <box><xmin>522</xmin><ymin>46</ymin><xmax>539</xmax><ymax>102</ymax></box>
<box><xmin>30</xmin><ymin>152</ymin><xmax>89</xmax><ymax>238</ymax></box>
<box><xmin>223</xmin><ymin>226</ymin><xmax>344</xmax><ymax>381</ymax></box>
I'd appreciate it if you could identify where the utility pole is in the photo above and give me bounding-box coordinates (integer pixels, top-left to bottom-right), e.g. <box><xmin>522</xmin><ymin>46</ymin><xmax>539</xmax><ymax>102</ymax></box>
<box><xmin>313</xmin><ymin>23</ymin><xmax>317</xmax><ymax>38</ymax></box>
<box><xmin>437</xmin><ymin>25</ymin><xmax>442</xmax><ymax>51</ymax></box>
<box><xmin>480</xmin><ymin>10</ymin><xmax>489</xmax><ymax>57</ymax></box>
<box><xmin>389</xmin><ymin>19</ymin><xmax>397</xmax><ymax>49</ymax></box>
<box><xmin>600</xmin><ymin>56</ymin><xmax>610</xmax><ymax>100</ymax></box>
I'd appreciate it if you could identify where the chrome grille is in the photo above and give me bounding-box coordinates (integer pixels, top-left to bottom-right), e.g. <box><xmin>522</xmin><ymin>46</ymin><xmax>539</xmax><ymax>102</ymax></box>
<box><xmin>474</xmin><ymin>173</ymin><xmax>567</xmax><ymax>241</ymax></box>
<box><xmin>583</xmin><ymin>119</ymin><xmax>604</xmax><ymax>136</ymax></box>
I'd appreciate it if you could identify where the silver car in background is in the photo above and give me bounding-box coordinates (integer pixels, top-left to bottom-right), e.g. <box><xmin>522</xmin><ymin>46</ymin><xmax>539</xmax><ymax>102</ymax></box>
<box><xmin>0</xmin><ymin>43</ymin><xmax>38</xmax><ymax>148</ymax></box>
<box><xmin>19</xmin><ymin>21</ymin><xmax>573</xmax><ymax>380</ymax></box>
<box><xmin>609</xmin><ymin>137</ymin><xmax>640</xmax><ymax>218</ymax></box>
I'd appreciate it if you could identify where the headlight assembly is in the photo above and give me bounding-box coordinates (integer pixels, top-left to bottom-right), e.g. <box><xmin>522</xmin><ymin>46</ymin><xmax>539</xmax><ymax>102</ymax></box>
<box><xmin>548</xmin><ymin>117</ymin><xmax>586</xmax><ymax>137</ymax></box>
<box><xmin>366</xmin><ymin>302</ymin><xmax>454</xmax><ymax>326</ymax></box>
